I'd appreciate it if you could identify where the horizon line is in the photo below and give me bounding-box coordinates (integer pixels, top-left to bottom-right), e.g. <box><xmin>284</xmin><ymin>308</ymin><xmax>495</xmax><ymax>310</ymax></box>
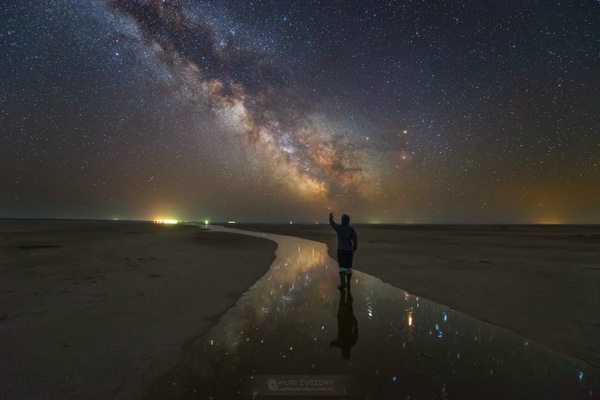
<box><xmin>1</xmin><ymin>217</ymin><xmax>598</xmax><ymax>226</ymax></box>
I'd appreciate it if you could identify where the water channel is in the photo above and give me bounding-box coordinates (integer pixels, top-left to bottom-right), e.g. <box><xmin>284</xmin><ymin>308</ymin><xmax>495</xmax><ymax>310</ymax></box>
<box><xmin>143</xmin><ymin>225</ymin><xmax>599</xmax><ymax>399</ymax></box>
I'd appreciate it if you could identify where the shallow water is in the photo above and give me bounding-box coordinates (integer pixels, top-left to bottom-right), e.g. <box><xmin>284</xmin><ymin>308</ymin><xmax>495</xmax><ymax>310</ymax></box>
<box><xmin>143</xmin><ymin>226</ymin><xmax>599</xmax><ymax>399</ymax></box>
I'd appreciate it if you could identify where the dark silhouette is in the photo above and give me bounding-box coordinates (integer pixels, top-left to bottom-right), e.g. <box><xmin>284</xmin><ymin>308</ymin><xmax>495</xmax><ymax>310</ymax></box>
<box><xmin>330</xmin><ymin>289</ymin><xmax>358</xmax><ymax>359</ymax></box>
<box><xmin>329</xmin><ymin>212</ymin><xmax>358</xmax><ymax>289</ymax></box>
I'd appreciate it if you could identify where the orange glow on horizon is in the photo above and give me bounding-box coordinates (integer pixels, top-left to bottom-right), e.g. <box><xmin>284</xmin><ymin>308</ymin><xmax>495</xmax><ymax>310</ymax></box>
<box><xmin>153</xmin><ymin>218</ymin><xmax>178</xmax><ymax>224</ymax></box>
<box><xmin>535</xmin><ymin>217</ymin><xmax>563</xmax><ymax>225</ymax></box>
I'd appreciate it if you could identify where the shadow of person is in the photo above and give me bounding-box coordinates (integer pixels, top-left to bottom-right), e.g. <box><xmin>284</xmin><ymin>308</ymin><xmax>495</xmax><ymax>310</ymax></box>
<box><xmin>330</xmin><ymin>289</ymin><xmax>358</xmax><ymax>359</ymax></box>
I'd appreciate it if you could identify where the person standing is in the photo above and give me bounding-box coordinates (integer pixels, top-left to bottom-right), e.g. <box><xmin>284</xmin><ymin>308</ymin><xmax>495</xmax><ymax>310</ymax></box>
<box><xmin>329</xmin><ymin>212</ymin><xmax>358</xmax><ymax>290</ymax></box>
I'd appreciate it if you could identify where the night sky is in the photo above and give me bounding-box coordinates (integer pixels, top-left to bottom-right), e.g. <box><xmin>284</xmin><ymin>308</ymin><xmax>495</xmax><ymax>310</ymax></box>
<box><xmin>1</xmin><ymin>0</ymin><xmax>599</xmax><ymax>223</ymax></box>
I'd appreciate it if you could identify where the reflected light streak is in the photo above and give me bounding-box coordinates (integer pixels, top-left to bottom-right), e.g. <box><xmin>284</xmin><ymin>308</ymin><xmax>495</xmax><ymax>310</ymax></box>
<box><xmin>199</xmin><ymin>225</ymin><xmax>328</xmax><ymax>353</ymax></box>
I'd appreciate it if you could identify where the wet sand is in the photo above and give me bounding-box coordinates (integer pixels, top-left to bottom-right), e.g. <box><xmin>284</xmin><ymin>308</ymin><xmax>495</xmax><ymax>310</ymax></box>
<box><xmin>0</xmin><ymin>220</ymin><xmax>276</xmax><ymax>400</ymax></box>
<box><xmin>228</xmin><ymin>223</ymin><xmax>600</xmax><ymax>368</ymax></box>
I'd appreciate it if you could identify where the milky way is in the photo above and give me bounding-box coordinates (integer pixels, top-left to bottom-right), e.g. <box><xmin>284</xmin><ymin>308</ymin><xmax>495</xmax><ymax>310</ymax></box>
<box><xmin>108</xmin><ymin>0</ymin><xmax>378</xmax><ymax>204</ymax></box>
<box><xmin>1</xmin><ymin>0</ymin><xmax>599</xmax><ymax>222</ymax></box>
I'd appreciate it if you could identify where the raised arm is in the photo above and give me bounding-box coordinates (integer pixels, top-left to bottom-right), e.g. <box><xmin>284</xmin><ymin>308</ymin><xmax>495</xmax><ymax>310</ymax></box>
<box><xmin>329</xmin><ymin>212</ymin><xmax>339</xmax><ymax>231</ymax></box>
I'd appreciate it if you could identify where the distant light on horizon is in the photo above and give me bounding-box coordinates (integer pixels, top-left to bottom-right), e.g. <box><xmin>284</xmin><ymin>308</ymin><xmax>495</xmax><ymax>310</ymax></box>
<box><xmin>535</xmin><ymin>217</ymin><xmax>563</xmax><ymax>225</ymax></box>
<box><xmin>153</xmin><ymin>219</ymin><xmax>178</xmax><ymax>224</ymax></box>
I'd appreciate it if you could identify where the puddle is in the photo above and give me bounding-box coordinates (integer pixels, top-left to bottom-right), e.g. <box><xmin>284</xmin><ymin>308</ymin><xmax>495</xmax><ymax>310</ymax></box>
<box><xmin>143</xmin><ymin>226</ymin><xmax>599</xmax><ymax>399</ymax></box>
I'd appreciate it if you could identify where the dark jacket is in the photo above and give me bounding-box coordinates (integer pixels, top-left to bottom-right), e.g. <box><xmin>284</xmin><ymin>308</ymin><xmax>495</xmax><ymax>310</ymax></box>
<box><xmin>329</xmin><ymin>216</ymin><xmax>358</xmax><ymax>252</ymax></box>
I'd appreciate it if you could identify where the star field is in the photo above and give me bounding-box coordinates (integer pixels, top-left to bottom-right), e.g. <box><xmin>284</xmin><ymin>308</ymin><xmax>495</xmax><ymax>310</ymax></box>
<box><xmin>1</xmin><ymin>0</ymin><xmax>599</xmax><ymax>223</ymax></box>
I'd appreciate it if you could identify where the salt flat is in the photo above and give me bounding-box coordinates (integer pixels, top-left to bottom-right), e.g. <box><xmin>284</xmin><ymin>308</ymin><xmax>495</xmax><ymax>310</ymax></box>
<box><xmin>0</xmin><ymin>220</ymin><xmax>275</xmax><ymax>400</ymax></box>
<box><xmin>1</xmin><ymin>220</ymin><xmax>598</xmax><ymax>399</ymax></box>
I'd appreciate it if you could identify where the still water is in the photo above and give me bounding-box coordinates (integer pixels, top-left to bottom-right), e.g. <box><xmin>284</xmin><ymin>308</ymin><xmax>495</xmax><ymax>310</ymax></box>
<box><xmin>144</xmin><ymin>226</ymin><xmax>599</xmax><ymax>399</ymax></box>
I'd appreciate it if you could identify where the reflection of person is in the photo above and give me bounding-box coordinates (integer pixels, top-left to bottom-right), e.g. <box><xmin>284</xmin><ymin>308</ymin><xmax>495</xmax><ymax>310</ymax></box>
<box><xmin>330</xmin><ymin>290</ymin><xmax>358</xmax><ymax>359</ymax></box>
<box><xmin>329</xmin><ymin>212</ymin><xmax>358</xmax><ymax>290</ymax></box>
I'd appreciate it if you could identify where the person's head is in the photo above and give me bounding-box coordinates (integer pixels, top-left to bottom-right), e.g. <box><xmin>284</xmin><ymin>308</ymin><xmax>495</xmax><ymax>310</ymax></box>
<box><xmin>341</xmin><ymin>214</ymin><xmax>350</xmax><ymax>226</ymax></box>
